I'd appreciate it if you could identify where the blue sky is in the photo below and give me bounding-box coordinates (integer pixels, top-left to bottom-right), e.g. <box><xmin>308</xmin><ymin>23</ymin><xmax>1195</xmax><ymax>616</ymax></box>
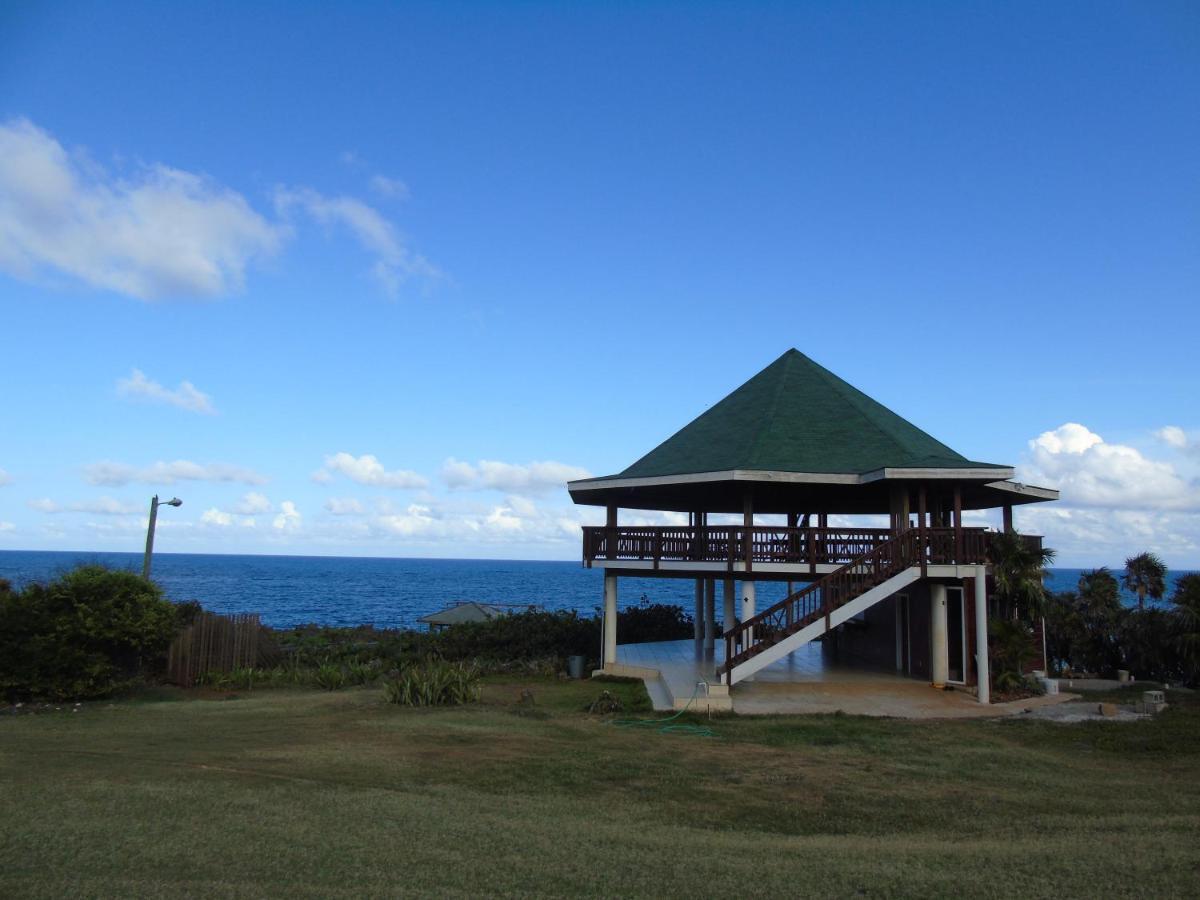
<box><xmin>1</xmin><ymin>2</ymin><xmax>1197</xmax><ymax>565</ymax></box>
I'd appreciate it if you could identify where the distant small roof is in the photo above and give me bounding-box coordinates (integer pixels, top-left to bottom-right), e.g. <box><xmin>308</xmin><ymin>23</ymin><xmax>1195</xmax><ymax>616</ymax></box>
<box><xmin>417</xmin><ymin>601</ymin><xmax>503</xmax><ymax>627</ymax></box>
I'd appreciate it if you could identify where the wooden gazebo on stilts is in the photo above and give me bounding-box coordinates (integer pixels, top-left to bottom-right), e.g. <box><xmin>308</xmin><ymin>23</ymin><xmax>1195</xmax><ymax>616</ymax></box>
<box><xmin>568</xmin><ymin>349</ymin><xmax>1056</xmax><ymax>703</ymax></box>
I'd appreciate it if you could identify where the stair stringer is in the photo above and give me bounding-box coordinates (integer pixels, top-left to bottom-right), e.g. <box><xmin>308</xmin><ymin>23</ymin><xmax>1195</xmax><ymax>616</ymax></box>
<box><xmin>727</xmin><ymin>567</ymin><xmax>922</xmax><ymax>685</ymax></box>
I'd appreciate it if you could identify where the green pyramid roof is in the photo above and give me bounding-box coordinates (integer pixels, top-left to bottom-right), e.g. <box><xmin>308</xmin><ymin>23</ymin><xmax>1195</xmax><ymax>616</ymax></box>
<box><xmin>612</xmin><ymin>349</ymin><xmax>1007</xmax><ymax>479</ymax></box>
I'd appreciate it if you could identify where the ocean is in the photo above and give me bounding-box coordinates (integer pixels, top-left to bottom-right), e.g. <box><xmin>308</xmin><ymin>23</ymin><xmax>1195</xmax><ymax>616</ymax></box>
<box><xmin>0</xmin><ymin>550</ymin><xmax>1190</xmax><ymax>630</ymax></box>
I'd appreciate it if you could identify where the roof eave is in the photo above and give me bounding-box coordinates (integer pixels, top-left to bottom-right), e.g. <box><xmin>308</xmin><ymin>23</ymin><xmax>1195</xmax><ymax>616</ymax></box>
<box><xmin>569</xmin><ymin>465</ymin><xmax>1018</xmax><ymax>495</ymax></box>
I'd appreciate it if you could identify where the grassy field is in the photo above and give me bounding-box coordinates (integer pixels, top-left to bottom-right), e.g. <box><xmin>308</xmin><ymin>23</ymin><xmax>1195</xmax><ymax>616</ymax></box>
<box><xmin>2</xmin><ymin>678</ymin><xmax>1198</xmax><ymax>899</ymax></box>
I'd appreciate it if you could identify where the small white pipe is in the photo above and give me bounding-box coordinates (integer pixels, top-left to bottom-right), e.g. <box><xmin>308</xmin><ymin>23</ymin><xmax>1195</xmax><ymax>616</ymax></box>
<box><xmin>975</xmin><ymin>565</ymin><xmax>989</xmax><ymax>704</ymax></box>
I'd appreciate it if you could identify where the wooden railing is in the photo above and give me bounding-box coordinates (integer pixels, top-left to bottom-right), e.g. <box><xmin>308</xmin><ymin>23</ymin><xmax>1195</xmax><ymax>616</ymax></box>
<box><xmin>718</xmin><ymin>528</ymin><xmax>994</xmax><ymax>682</ymax></box>
<box><xmin>582</xmin><ymin>525</ymin><xmax>1006</xmax><ymax>570</ymax></box>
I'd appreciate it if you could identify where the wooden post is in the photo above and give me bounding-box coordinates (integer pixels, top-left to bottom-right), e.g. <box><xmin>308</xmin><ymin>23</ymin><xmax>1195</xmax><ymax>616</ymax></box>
<box><xmin>606</xmin><ymin>504</ymin><xmax>617</xmax><ymax>560</ymax></box>
<box><xmin>918</xmin><ymin>483</ymin><xmax>928</xmax><ymax>577</ymax></box>
<box><xmin>743</xmin><ymin>493</ymin><xmax>754</xmax><ymax>573</ymax></box>
<box><xmin>953</xmin><ymin>486</ymin><xmax>962</xmax><ymax>564</ymax></box>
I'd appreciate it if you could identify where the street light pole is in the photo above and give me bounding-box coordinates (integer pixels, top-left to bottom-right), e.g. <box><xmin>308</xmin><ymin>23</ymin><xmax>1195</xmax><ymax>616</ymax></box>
<box><xmin>142</xmin><ymin>494</ymin><xmax>182</xmax><ymax>578</ymax></box>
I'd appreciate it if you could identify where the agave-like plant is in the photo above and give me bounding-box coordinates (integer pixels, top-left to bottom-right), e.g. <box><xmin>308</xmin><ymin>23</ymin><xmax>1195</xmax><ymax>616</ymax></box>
<box><xmin>312</xmin><ymin>662</ymin><xmax>347</xmax><ymax>691</ymax></box>
<box><xmin>383</xmin><ymin>659</ymin><xmax>481</xmax><ymax>707</ymax></box>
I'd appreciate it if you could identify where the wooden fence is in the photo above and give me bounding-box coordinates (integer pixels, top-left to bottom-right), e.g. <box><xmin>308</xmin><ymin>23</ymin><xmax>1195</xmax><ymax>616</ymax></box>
<box><xmin>166</xmin><ymin>611</ymin><xmax>262</xmax><ymax>686</ymax></box>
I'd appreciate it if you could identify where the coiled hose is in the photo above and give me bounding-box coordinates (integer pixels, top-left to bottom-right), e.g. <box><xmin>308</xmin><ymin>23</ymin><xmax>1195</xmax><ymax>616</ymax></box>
<box><xmin>609</xmin><ymin>682</ymin><xmax>716</xmax><ymax>737</ymax></box>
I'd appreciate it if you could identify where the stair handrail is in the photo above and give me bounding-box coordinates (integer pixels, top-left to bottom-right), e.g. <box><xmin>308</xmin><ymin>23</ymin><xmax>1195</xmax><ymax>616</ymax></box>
<box><xmin>720</xmin><ymin>529</ymin><xmax>925</xmax><ymax>680</ymax></box>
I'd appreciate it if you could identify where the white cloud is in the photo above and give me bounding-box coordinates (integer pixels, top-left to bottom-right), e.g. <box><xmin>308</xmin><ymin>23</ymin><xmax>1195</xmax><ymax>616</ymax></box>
<box><xmin>273</xmin><ymin>500</ymin><xmax>301</xmax><ymax>532</ymax></box>
<box><xmin>1018</xmin><ymin>505</ymin><xmax>1200</xmax><ymax>567</ymax></box>
<box><xmin>274</xmin><ymin>186</ymin><xmax>435</xmax><ymax>297</ymax></box>
<box><xmin>324</xmin><ymin>497</ymin><xmax>366</xmax><ymax>515</ymax></box>
<box><xmin>0</xmin><ymin>118</ymin><xmax>282</xmax><ymax>300</ymax></box>
<box><xmin>1156</xmin><ymin>425</ymin><xmax>1188</xmax><ymax>450</ymax></box>
<box><xmin>0</xmin><ymin>468</ymin><xmax>11</xmax><ymax>486</ymax></box>
<box><xmin>28</xmin><ymin>496</ymin><xmax>142</xmax><ymax>515</ymax></box>
<box><xmin>230</xmin><ymin>492</ymin><xmax>272</xmax><ymax>514</ymax></box>
<box><xmin>441</xmin><ymin>458</ymin><xmax>591</xmax><ymax>496</ymax></box>
<box><xmin>85</xmin><ymin>459</ymin><xmax>267</xmax><ymax>486</ymax></box>
<box><xmin>377</xmin><ymin>503</ymin><xmax>441</xmax><ymax>537</ymax></box>
<box><xmin>317</xmin><ymin>452</ymin><xmax>427</xmax><ymax>489</ymax></box>
<box><xmin>0</xmin><ymin>521</ymin><xmax>14</xmax><ymax>532</ymax></box>
<box><xmin>369</xmin><ymin>174</ymin><xmax>409</xmax><ymax>200</ymax></box>
<box><xmin>200</xmin><ymin>507</ymin><xmax>233</xmax><ymax>527</ymax></box>
<box><xmin>116</xmin><ymin>368</ymin><xmax>216</xmax><ymax>414</ymax></box>
<box><xmin>1020</xmin><ymin>423</ymin><xmax>1199</xmax><ymax>511</ymax></box>
<box><xmin>315</xmin><ymin>492</ymin><xmax>593</xmax><ymax>547</ymax></box>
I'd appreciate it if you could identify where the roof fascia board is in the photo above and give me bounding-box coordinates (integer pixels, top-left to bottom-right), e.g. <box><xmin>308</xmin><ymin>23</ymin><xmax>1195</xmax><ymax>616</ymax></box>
<box><xmin>860</xmin><ymin>466</ymin><xmax>1016</xmax><ymax>482</ymax></box>
<box><xmin>571</xmin><ymin>470</ymin><xmax>864</xmax><ymax>492</ymax></box>
<box><xmin>985</xmin><ymin>480</ymin><xmax>1060</xmax><ymax>501</ymax></box>
<box><xmin>569</xmin><ymin>467</ymin><xmax>1025</xmax><ymax>493</ymax></box>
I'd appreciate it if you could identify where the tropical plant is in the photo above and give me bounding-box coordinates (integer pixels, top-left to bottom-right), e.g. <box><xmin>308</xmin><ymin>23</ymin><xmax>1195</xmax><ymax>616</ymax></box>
<box><xmin>344</xmin><ymin>660</ymin><xmax>379</xmax><ymax>686</ymax></box>
<box><xmin>1122</xmin><ymin>551</ymin><xmax>1167</xmax><ymax>611</ymax></box>
<box><xmin>1117</xmin><ymin>609</ymin><xmax>1178</xmax><ymax>683</ymax></box>
<box><xmin>987</xmin><ymin>530</ymin><xmax>1056</xmax><ymax>621</ymax></box>
<box><xmin>988</xmin><ymin>617</ymin><xmax>1037</xmax><ymax>682</ymax></box>
<box><xmin>1170</xmin><ymin>573</ymin><xmax>1200</xmax><ymax>685</ymax></box>
<box><xmin>382</xmin><ymin>660</ymin><xmax>481</xmax><ymax>707</ymax></box>
<box><xmin>312</xmin><ymin>662</ymin><xmax>347</xmax><ymax>691</ymax></box>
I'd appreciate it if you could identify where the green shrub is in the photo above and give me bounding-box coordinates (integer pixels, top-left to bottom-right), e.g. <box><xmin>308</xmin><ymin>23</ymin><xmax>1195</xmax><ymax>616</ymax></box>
<box><xmin>197</xmin><ymin>666</ymin><xmax>261</xmax><ymax>691</ymax></box>
<box><xmin>344</xmin><ymin>660</ymin><xmax>379</xmax><ymax>686</ymax></box>
<box><xmin>989</xmin><ymin>617</ymin><xmax>1036</xmax><ymax>680</ymax></box>
<box><xmin>0</xmin><ymin>565</ymin><xmax>182</xmax><ymax>701</ymax></box>
<box><xmin>383</xmin><ymin>660</ymin><xmax>481</xmax><ymax>707</ymax></box>
<box><xmin>312</xmin><ymin>662</ymin><xmax>347</xmax><ymax>691</ymax></box>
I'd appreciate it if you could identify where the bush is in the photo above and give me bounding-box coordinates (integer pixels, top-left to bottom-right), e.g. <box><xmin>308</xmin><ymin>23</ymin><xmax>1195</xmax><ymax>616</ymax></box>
<box><xmin>0</xmin><ymin>565</ymin><xmax>182</xmax><ymax>701</ymax></box>
<box><xmin>382</xmin><ymin>660</ymin><xmax>481</xmax><ymax>707</ymax></box>
<box><xmin>618</xmin><ymin>602</ymin><xmax>692</xmax><ymax>643</ymax></box>
<box><xmin>989</xmin><ymin>617</ymin><xmax>1036</xmax><ymax>679</ymax></box>
<box><xmin>312</xmin><ymin>662</ymin><xmax>347</xmax><ymax>691</ymax></box>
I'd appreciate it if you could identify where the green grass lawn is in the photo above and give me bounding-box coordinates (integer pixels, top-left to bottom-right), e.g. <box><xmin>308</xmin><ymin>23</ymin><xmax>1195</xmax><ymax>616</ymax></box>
<box><xmin>2</xmin><ymin>677</ymin><xmax>1198</xmax><ymax>898</ymax></box>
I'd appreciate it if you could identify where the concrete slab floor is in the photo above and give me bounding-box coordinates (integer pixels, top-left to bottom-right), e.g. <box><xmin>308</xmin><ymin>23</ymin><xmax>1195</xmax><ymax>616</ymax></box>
<box><xmin>616</xmin><ymin>638</ymin><xmax>1080</xmax><ymax>719</ymax></box>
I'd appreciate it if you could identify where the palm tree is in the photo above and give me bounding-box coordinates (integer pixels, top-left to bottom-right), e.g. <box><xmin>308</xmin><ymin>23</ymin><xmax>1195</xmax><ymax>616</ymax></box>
<box><xmin>1122</xmin><ymin>552</ymin><xmax>1167</xmax><ymax>611</ymax></box>
<box><xmin>987</xmin><ymin>530</ymin><xmax>1056</xmax><ymax>621</ymax></box>
<box><xmin>1170</xmin><ymin>573</ymin><xmax>1200</xmax><ymax>684</ymax></box>
<box><xmin>1077</xmin><ymin>567</ymin><xmax>1121</xmax><ymax>618</ymax></box>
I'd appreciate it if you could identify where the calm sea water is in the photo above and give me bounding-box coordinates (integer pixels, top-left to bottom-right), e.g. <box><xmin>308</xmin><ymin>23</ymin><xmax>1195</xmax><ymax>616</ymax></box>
<box><xmin>0</xmin><ymin>550</ymin><xmax>1190</xmax><ymax>630</ymax></box>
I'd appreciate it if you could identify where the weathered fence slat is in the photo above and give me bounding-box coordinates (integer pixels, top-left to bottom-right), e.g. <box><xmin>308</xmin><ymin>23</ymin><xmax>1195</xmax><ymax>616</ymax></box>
<box><xmin>166</xmin><ymin>611</ymin><xmax>261</xmax><ymax>686</ymax></box>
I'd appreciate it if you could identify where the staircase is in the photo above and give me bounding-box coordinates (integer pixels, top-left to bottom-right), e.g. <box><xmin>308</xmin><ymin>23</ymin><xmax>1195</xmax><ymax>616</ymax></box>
<box><xmin>719</xmin><ymin>529</ymin><xmax>934</xmax><ymax>686</ymax></box>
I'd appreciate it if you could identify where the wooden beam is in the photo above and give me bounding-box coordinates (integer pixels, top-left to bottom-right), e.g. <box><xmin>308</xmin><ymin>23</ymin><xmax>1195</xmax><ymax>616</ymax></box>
<box><xmin>918</xmin><ymin>483</ymin><xmax>928</xmax><ymax>577</ymax></box>
<box><xmin>743</xmin><ymin>492</ymin><xmax>754</xmax><ymax>572</ymax></box>
<box><xmin>953</xmin><ymin>485</ymin><xmax>962</xmax><ymax>563</ymax></box>
<box><xmin>606</xmin><ymin>503</ymin><xmax>617</xmax><ymax>560</ymax></box>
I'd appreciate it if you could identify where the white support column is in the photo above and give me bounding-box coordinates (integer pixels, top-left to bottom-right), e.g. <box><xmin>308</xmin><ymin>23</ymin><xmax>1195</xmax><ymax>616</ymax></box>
<box><xmin>603</xmin><ymin>573</ymin><xmax>618</xmax><ymax>668</ymax></box>
<box><xmin>742</xmin><ymin>580</ymin><xmax>756</xmax><ymax>645</ymax></box>
<box><xmin>694</xmin><ymin>578</ymin><xmax>704</xmax><ymax>643</ymax></box>
<box><xmin>974</xmin><ymin>565</ymin><xmax>989</xmax><ymax>704</ymax></box>
<box><xmin>930</xmin><ymin>583</ymin><xmax>949</xmax><ymax>687</ymax></box>
<box><xmin>704</xmin><ymin>579</ymin><xmax>716</xmax><ymax>652</ymax></box>
<box><xmin>722</xmin><ymin>579</ymin><xmax>735</xmax><ymax>633</ymax></box>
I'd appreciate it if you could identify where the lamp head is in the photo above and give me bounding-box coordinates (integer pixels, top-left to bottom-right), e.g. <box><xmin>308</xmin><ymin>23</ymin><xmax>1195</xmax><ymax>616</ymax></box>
<box><xmin>165</xmin><ymin>498</ymin><xmax>182</xmax><ymax>507</ymax></box>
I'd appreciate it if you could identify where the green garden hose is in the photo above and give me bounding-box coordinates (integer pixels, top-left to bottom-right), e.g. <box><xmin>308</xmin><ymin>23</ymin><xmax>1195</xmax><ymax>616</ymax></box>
<box><xmin>609</xmin><ymin>683</ymin><xmax>716</xmax><ymax>737</ymax></box>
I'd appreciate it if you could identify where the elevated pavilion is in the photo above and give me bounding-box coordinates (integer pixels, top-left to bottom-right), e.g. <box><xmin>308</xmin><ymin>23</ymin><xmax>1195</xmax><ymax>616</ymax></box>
<box><xmin>568</xmin><ymin>349</ymin><xmax>1057</xmax><ymax>708</ymax></box>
